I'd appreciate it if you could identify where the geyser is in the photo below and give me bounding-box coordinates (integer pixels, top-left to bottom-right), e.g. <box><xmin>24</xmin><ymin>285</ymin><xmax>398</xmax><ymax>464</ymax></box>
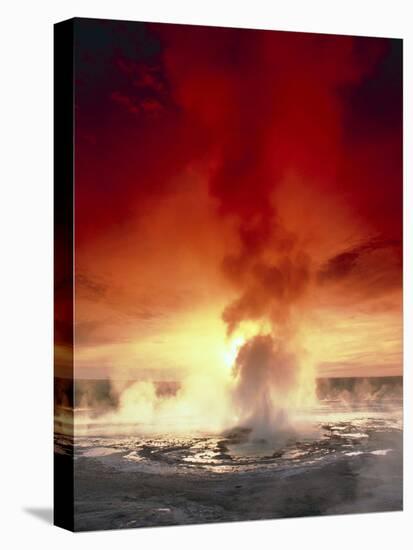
<box><xmin>232</xmin><ymin>335</ymin><xmax>296</xmax><ymax>433</ymax></box>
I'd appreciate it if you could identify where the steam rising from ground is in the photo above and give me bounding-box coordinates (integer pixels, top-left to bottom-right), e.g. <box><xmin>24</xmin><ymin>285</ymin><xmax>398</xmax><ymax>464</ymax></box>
<box><xmin>75</xmin><ymin>314</ymin><xmax>317</xmax><ymax>439</ymax></box>
<box><xmin>214</xmin><ymin>203</ymin><xmax>318</xmax><ymax>439</ymax></box>
<box><xmin>75</xmin><ymin>195</ymin><xmax>325</xmax><ymax>438</ymax></box>
<box><xmin>233</xmin><ymin>335</ymin><xmax>303</xmax><ymax>438</ymax></box>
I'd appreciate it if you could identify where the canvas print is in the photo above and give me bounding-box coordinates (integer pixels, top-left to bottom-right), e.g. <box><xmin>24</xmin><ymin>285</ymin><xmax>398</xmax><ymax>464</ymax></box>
<box><xmin>54</xmin><ymin>18</ymin><xmax>403</xmax><ymax>531</ymax></box>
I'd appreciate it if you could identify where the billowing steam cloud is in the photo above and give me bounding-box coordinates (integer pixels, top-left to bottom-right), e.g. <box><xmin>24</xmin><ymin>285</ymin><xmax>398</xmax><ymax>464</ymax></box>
<box><xmin>222</xmin><ymin>231</ymin><xmax>314</xmax><ymax>436</ymax></box>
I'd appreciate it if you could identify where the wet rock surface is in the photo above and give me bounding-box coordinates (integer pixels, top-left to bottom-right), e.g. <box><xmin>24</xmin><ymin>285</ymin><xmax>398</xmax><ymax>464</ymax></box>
<box><xmin>62</xmin><ymin>410</ymin><xmax>403</xmax><ymax>531</ymax></box>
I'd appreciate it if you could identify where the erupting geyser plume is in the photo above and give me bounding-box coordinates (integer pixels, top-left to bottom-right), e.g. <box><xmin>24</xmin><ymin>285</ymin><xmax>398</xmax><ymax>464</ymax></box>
<box><xmin>232</xmin><ymin>335</ymin><xmax>298</xmax><ymax>436</ymax></box>
<box><xmin>220</xmin><ymin>220</ymin><xmax>316</xmax><ymax>437</ymax></box>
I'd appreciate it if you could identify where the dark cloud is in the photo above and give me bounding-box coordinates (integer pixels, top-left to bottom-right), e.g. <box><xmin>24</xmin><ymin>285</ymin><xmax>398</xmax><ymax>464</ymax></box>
<box><xmin>318</xmin><ymin>238</ymin><xmax>402</xmax><ymax>286</ymax></box>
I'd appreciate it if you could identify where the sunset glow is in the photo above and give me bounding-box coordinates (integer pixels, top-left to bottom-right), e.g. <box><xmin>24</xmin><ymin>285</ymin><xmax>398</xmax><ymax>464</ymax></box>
<box><xmin>52</xmin><ymin>22</ymin><xmax>403</xmax><ymax>437</ymax></box>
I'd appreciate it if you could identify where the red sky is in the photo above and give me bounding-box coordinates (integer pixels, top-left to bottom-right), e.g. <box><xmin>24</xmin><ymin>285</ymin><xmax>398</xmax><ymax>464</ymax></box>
<box><xmin>57</xmin><ymin>19</ymin><xmax>402</xmax><ymax>380</ymax></box>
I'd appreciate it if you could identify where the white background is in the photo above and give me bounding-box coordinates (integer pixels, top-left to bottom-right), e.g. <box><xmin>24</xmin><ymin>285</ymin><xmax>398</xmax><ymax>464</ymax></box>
<box><xmin>0</xmin><ymin>0</ymin><xmax>411</xmax><ymax>548</ymax></box>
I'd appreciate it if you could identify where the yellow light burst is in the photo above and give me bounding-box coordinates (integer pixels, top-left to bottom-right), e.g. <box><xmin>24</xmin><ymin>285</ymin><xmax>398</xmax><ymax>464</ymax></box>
<box><xmin>223</xmin><ymin>336</ymin><xmax>245</xmax><ymax>370</ymax></box>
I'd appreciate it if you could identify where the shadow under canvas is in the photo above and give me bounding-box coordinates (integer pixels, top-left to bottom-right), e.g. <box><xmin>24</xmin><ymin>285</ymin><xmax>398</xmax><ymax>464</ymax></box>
<box><xmin>24</xmin><ymin>508</ymin><xmax>53</xmax><ymax>525</ymax></box>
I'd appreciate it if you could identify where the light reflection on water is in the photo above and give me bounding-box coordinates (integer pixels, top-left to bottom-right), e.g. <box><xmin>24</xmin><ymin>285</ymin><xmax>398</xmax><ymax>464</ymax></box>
<box><xmin>55</xmin><ymin>402</ymin><xmax>402</xmax><ymax>476</ymax></box>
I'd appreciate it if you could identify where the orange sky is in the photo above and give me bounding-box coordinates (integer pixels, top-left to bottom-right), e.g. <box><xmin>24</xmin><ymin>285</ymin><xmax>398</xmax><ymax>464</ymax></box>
<box><xmin>59</xmin><ymin>20</ymin><xmax>402</xmax><ymax>380</ymax></box>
